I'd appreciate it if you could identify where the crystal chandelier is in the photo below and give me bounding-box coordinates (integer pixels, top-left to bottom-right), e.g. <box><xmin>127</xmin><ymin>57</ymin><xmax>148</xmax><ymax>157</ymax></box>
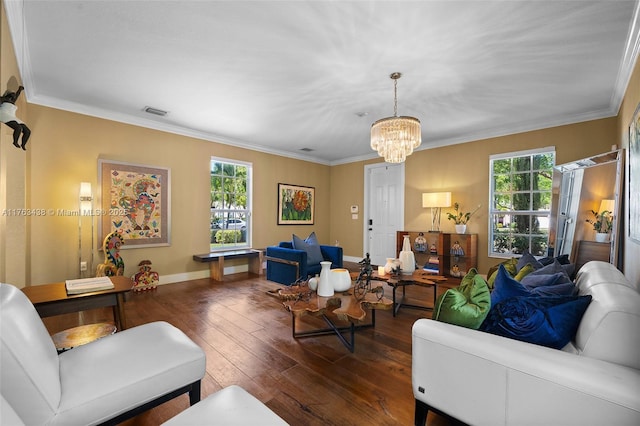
<box><xmin>371</xmin><ymin>72</ymin><xmax>421</xmax><ymax>163</ymax></box>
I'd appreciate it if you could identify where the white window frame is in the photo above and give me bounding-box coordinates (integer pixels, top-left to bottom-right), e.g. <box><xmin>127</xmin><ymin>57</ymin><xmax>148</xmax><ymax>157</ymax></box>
<box><xmin>210</xmin><ymin>157</ymin><xmax>252</xmax><ymax>251</ymax></box>
<box><xmin>489</xmin><ymin>146</ymin><xmax>555</xmax><ymax>258</ymax></box>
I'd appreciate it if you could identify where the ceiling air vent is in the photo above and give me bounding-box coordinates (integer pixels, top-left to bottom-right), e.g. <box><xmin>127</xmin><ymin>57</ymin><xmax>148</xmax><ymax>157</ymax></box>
<box><xmin>300</xmin><ymin>148</ymin><xmax>314</xmax><ymax>152</ymax></box>
<box><xmin>143</xmin><ymin>106</ymin><xmax>168</xmax><ymax>116</ymax></box>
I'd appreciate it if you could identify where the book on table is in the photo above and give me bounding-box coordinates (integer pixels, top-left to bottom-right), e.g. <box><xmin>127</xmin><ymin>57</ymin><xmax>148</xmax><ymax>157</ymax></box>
<box><xmin>65</xmin><ymin>276</ymin><xmax>114</xmax><ymax>294</ymax></box>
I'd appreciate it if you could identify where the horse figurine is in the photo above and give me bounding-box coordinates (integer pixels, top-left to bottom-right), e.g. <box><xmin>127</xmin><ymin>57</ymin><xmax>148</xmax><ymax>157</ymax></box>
<box><xmin>96</xmin><ymin>232</ymin><xmax>125</xmax><ymax>277</ymax></box>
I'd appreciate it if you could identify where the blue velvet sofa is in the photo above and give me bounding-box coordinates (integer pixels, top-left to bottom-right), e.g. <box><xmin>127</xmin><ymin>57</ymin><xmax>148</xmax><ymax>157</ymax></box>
<box><xmin>266</xmin><ymin>242</ymin><xmax>343</xmax><ymax>285</ymax></box>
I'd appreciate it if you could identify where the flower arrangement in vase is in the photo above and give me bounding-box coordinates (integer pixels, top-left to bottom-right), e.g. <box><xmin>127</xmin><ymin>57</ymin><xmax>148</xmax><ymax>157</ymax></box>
<box><xmin>446</xmin><ymin>202</ymin><xmax>481</xmax><ymax>234</ymax></box>
<box><xmin>586</xmin><ymin>209</ymin><xmax>613</xmax><ymax>242</ymax></box>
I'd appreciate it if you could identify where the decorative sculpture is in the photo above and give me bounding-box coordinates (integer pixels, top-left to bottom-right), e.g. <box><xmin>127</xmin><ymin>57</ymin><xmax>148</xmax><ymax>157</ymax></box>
<box><xmin>96</xmin><ymin>232</ymin><xmax>125</xmax><ymax>277</ymax></box>
<box><xmin>132</xmin><ymin>260</ymin><xmax>159</xmax><ymax>292</ymax></box>
<box><xmin>0</xmin><ymin>85</ymin><xmax>31</xmax><ymax>150</ymax></box>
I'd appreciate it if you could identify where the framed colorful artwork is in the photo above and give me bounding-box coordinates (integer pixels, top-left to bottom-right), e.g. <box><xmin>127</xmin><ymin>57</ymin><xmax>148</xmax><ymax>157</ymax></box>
<box><xmin>629</xmin><ymin>102</ymin><xmax>640</xmax><ymax>243</ymax></box>
<box><xmin>98</xmin><ymin>159</ymin><xmax>171</xmax><ymax>248</ymax></box>
<box><xmin>277</xmin><ymin>183</ymin><xmax>314</xmax><ymax>225</ymax></box>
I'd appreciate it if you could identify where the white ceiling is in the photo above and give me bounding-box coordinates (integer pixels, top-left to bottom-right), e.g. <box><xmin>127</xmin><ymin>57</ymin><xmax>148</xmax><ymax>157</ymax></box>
<box><xmin>4</xmin><ymin>1</ymin><xmax>640</xmax><ymax>165</ymax></box>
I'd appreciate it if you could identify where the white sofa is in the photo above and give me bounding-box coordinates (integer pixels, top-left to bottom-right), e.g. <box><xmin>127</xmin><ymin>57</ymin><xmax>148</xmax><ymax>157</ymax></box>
<box><xmin>412</xmin><ymin>261</ymin><xmax>640</xmax><ymax>426</ymax></box>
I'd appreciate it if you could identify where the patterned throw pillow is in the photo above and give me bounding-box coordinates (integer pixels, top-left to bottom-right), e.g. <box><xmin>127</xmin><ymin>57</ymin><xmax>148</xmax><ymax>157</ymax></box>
<box><xmin>433</xmin><ymin>269</ymin><xmax>491</xmax><ymax>329</ymax></box>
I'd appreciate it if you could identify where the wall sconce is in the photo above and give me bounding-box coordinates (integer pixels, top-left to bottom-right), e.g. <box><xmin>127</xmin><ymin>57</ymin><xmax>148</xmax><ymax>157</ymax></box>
<box><xmin>422</xmin><ymin>192</ymin><xmax>452</xmax><ymax>232</ymax></box>
<box><xmin>79</xmin><ymin>182</ymin><xmax>94</xmax><ymax>277</ymax></box>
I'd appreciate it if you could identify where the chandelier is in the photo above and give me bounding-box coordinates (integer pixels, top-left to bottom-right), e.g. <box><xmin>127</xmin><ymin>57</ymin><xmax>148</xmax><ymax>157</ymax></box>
<box><xmin>370</xmin><ymin>72</ymin><xmax>421</xmax><ymax>163</ymax></box>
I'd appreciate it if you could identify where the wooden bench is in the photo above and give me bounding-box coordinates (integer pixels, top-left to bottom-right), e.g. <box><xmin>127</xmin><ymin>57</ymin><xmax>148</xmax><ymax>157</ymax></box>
<box><xmin>193</xmin><ymin>249</ymin><xmax>264</xmax><ymax>282</ymax></box>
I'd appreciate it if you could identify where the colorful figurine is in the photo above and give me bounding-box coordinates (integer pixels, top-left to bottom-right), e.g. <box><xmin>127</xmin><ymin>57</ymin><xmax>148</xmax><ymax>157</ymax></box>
<box><xmin>132</xmin><ymin>260</ymin><xmax>159</xmax><ymax>292</ymax></box>
<box><xmin>96</xmin><ymin>232</ymin><xmax>125</xmax><ymax>276</ymax></box>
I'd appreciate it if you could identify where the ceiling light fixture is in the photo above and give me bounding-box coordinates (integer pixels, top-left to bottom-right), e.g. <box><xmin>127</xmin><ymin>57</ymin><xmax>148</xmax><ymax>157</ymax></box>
<box><xmin>370</xmin><ymin>72</ymin><xmax>421</xmax><ymax>163</ymax></box>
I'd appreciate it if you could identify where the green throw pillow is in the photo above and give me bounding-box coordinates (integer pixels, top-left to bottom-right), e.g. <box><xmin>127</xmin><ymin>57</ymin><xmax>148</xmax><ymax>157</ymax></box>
<box><xmin>487</xmin><ymin>258</ymin><xmax>518</xmax><ymax>289</ymax></box>
<box><xmin>514</xmin><ymin>263</ymin><xmax>535</xmax><ymax>281</ymax></box>
<box><xmin>433</xmin><ymin>268</ymin><xmax>491</xmax><ymax>329</ymax></box>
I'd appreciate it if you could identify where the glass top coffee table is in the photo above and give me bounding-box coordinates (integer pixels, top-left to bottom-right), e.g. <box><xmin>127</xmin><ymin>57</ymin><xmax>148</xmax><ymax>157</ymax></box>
<box><xmin>279</xmin><ymin>284</ymin><xmax>392</xmax><ymax>353</ymax></box>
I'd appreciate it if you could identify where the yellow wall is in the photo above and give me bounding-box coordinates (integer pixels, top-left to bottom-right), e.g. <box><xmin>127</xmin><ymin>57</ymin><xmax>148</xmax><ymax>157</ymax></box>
<box><xmin>333</xmin><ymin>119</ymin><xmax>615</xmax><ymax>274</ymax></box>
<box><xmin>24</xmin><ymin>105</ymin><xmax>331</xmax><ymax>284</ymax></box>
<box><xmin>2</xmin><ymin>2</ymin><xmax>637</xmax><ymax>286</ymax></box>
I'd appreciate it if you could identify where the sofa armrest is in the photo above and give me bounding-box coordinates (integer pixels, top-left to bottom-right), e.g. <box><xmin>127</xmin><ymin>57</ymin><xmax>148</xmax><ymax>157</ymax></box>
<box><xmin>412</xmin><ymin>319</ymin><xmax>640</xmax><ymax>426</ymax></box>
<box><xmin>320</xmin><ymin>245</ymin><xmax>343</xmax><ymax>268</ymax></box>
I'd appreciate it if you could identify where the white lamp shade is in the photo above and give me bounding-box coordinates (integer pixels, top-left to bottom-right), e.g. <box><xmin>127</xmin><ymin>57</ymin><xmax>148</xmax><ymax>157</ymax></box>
<box><xmin>422</xmin><ymin>192</ymin><xmax>452</xmax><ymax>208</ymax></box>
<box><xmin>79</xmin><ymin>182</ymin><xmax>92</xmax><ymax>199</ymax></box>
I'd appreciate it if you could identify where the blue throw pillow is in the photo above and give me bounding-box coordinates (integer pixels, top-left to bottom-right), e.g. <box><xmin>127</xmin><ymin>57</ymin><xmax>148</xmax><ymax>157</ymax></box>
<box><xmin>516</xmin><ymin>250</ymin><xmax>543</xmax><ymax>272</ymax></box>
<box><xmin>520</xmin><ymin>272</ymin><xmax>566</xmax><ymax>288</ymax></box>
<box><xmin>490</xmin><ymin>265</ymin><xmax>531</xmax><ymax>306</ymax></box>
<box><xmin>292</xmin><ymin>232</ymin><xmax>324</xmax><ymax>266</ymax></box>
<box><xmin>528</xmin><ymin>282</ymin><xmax>577</xmax><ymax>297</ymax></box>
<box><xmin>480</xmin><ymin>294</ymin><xmax>592</xmax><ymax>349</ymax></box>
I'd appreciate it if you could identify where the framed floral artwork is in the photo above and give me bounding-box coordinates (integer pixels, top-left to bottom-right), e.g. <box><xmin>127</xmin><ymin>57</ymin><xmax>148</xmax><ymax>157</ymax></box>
<box><xmin>98</xmin><ymin>159</ymin><xmax>171</xmax><ymax>248</ymax></box>
<box><xmin>277</xmin><ymin>183</ymin><xmax>314</xmax><ymax>225</ymax></box>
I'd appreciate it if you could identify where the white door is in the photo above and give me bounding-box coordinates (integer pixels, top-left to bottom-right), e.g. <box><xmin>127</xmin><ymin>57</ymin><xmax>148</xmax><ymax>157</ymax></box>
<box><xmin>364</xmin><ymin>163</ymin><xmax>404</xmax><ymax>266</ymax></box>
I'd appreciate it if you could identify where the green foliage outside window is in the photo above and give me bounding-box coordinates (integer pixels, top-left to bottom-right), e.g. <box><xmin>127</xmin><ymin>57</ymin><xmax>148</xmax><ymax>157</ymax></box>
<box><xmin>490</xmin><ymin>151</ymin><xmax>555</xmax><ymax>257</ymax></box>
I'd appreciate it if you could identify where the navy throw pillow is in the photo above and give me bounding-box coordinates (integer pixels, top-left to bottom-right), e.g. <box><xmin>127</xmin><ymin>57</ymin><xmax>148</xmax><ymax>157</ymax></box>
<box><xmin>516</xmin><ymin>250</ymin><xmax>543</xmax><ymax>272</ymax></box>
<box><xmin>490</xmin><ymin>265</ymin><xmax>530</xmax><ymax>306</ymax></box>
<box><xmin>520</xmin><ymin>272</ymin><xmax>567</xmax><ymax>288</ymax></box>
<box><xmin>480</xmin><ymin>294</ymin><xmax>592</xmax><ymax>349</ymax></box>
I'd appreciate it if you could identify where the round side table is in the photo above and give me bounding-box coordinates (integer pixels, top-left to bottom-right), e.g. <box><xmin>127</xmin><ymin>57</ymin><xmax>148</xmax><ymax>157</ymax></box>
<box><xmin>52</xmin><ymin>322</ymin><xmax>117</xmax><ymax>353</ymax></box>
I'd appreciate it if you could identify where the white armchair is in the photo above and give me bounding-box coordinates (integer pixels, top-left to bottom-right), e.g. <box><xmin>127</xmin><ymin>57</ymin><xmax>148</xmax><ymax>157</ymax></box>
<box><xmin>0</xmin><ymin>283</ymin><xmax>206</xmax><ymax>425</ymax></box>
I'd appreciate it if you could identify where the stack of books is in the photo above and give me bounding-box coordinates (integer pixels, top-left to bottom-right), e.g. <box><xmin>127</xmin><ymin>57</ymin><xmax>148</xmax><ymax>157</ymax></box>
<box><xmin>423</xmin><ymin>256</ymin><xmax>440</xmax><ymax>274</ymax></box>
<box><xmin>65</xmin><ymin>276</ymin><xmax>114</xmax><ymax>295</ymax></box>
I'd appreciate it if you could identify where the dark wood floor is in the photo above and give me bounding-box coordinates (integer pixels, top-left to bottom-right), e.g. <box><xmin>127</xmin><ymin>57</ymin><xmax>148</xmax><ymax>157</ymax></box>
<box><xmin>41</xmin><ymin>269</ymin><xmax>457</xmax><ymax>426</ymax></box>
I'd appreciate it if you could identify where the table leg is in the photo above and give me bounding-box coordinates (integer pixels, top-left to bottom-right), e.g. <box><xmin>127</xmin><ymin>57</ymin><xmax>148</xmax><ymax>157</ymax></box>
<box><xmin>115</xmin><ymin>293</ymin><xmax>127</xmax><ymax>330</ymax></box>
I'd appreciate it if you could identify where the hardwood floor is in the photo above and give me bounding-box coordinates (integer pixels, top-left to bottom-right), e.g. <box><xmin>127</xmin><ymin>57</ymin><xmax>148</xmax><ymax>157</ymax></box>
<box><xmin>41</xmin><ymin>270</ymin><xmax>456</xmax><ymax>426</ymax></box>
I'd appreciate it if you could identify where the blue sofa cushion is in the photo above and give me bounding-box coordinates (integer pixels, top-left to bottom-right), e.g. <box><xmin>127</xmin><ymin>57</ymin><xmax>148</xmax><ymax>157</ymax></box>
<box><xmin>491</xmin><ymin>265</ymin><xmax>575</xmax><ymax>307</ymax></box>
<box><xmin>480</xmin><ymin>294</ymin><xmax>592</xmax><ymax>349</ymax></box>
<box><xmin>516</xmin><ymin>250</ymin><xmax>543</xmax><ymax>272</ymax></box>
<box><xmin>292</xmin><ymin>232</ymin><xmax>324</xmax><ymax>266</ymax></box>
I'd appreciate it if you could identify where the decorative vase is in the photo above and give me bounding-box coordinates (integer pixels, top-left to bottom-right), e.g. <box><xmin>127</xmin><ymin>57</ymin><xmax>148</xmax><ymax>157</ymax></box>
<box><xmin>308</xmin><ymin>274</ymin><xmax>319</xmax><ymax>291</ymax></box>
<box><xmin>455</xmin><ymin>224</ymin><xmax>467</xmax><ymax>234</ymax></box>
<box><xmin>317</xmin><ymin>261</ymin><xmax>334</xmax><ymax>297</ymax></box>
<box><xmin>330</xmin><ymin>268</ymin><xmax>352</xmax><ymax>292</ymax></box>
<box><xmin>384</xmin><ymin>258</ymin><xmax>397</xmax><ymax>274</ymax></box>
<box><xmin>399</xmin><ymin>235</ymin><xmax>416</xmax><ymax>275</ymax></box>
<box><xmin>595</xmin><ymin>232</ymin><xmax>610</xmax><ymax>243</ymax></box>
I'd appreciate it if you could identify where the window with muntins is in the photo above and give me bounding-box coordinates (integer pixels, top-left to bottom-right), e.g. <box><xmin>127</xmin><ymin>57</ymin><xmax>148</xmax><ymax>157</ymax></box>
<box><xmin>210</xmin><ymin>158</ymin><xmax>251</xmax><ymax>251</ymax></box>
<box><xmin>489</xmin><ymin>147</ymin><xmax>555</xmax><ymax>257</ymax></box>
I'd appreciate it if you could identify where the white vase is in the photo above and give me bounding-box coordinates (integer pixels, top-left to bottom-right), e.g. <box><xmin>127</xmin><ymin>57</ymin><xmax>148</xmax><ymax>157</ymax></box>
<box><xmin>330</xmin><ymin>268</ymin><xmax>352</xmax><ymax>292</ymax></box>
<box><xmin>317</xmin><ymin>261</ymin><xmax>334</xmax><ymax>297</ymax></box>
<box><xmin>399</xmin><ymin>235</ymin><xmax>416</xmax><ymax>275</ymax></box>
<box><xmin>455</xmin><ymin>224</ymin><xmax>467</xmax><ymax>234</ymax></box>
<box><xmin>595</xmin><ymin>232</ymin><xmax>610</xmax><ymax>243</ymax></box>
<box><xmin>384</xmin><ymin>258</ymin><xmax>397</xmax><ymax>274</ymax></box>
<box><xmin>308</xmin><ymin>274</ymin><xmax>319</xmax><ymax>291</ymax></box>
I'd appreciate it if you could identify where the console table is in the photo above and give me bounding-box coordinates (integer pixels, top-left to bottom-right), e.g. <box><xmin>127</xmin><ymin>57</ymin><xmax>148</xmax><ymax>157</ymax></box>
<box><xmin>21</xmin><ymin>276</ymin><xmax>133</xmax><ymax>330</ymax></box>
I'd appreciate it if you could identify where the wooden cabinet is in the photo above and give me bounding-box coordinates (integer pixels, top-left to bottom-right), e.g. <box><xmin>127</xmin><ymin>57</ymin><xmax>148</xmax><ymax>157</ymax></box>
<box><xmin>396</xmin><ymin>231</ymin><xmax>478</xmax><ymax>277</ymax></box>
<box><xmin>572</xmin><ymin>240</ymin><xmax>611</xmax><ymax>272</ymax></box>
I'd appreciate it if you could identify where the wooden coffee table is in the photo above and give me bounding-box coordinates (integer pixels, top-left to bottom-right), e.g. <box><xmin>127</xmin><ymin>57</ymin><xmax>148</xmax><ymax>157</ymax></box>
<box><xmin>279</xmin><ymin>285</ymin><xmax>392</xmax><ymax>352</ymax></box>
<box><xmin>355</xmin><ymin>270</ymin><xmax>453</xmax><ymax>316</ymax></box>
<box><xmin>21</xmin><ymin>276</ymin><xmax>133</xmax><ymax>330</ymax></box>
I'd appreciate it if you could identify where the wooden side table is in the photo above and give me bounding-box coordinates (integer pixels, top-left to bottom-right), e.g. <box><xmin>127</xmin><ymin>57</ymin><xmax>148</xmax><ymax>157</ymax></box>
<box><xmin>22</xmin><ymin>276</ymin><xmax>133</xmax><ymax>330</ymax></box>
<box><xmin>52</xmin><ymin>322</ymin><xmax>117</xmax><ymax>353</ymax></box>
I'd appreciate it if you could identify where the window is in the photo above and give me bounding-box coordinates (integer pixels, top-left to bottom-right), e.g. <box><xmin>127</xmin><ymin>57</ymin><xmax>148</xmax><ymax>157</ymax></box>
<box><xmin>489</xmin><ymin>147</ymin><xmax>555</xmax><ymax>257</ymax></box>
<box><xmin>210</xmin><ymin>158</ymin><xmax>251</xmax><ymax>251</ymax></box>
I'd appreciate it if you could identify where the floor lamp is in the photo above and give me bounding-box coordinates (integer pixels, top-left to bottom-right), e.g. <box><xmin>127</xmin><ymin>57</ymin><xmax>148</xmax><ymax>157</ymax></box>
<box><xmin>422</xmin><ymin>192</ymin><xmax>451</xmax><ymax>232</ymax></box>
<box><xmin>79</xmin><ymin>182</ymin><xmax>94</xmax><ymax>278</ymax></box>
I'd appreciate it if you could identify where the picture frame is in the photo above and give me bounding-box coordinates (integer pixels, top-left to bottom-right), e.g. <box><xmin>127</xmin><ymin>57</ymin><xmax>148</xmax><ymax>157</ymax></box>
<box><xmin>629</xmin><ymin>102</ymin><xmax>640</xmax><ymax>243</ymax></box>
<box><xmin>98</xmin><ymin>159</ymin><xmax>171</xmax><ymax>248</ymax></box>
<box><xmin>277</xmin><ymin>183</ymin><xmax>314</xmax><ymax>225</ymax></box>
